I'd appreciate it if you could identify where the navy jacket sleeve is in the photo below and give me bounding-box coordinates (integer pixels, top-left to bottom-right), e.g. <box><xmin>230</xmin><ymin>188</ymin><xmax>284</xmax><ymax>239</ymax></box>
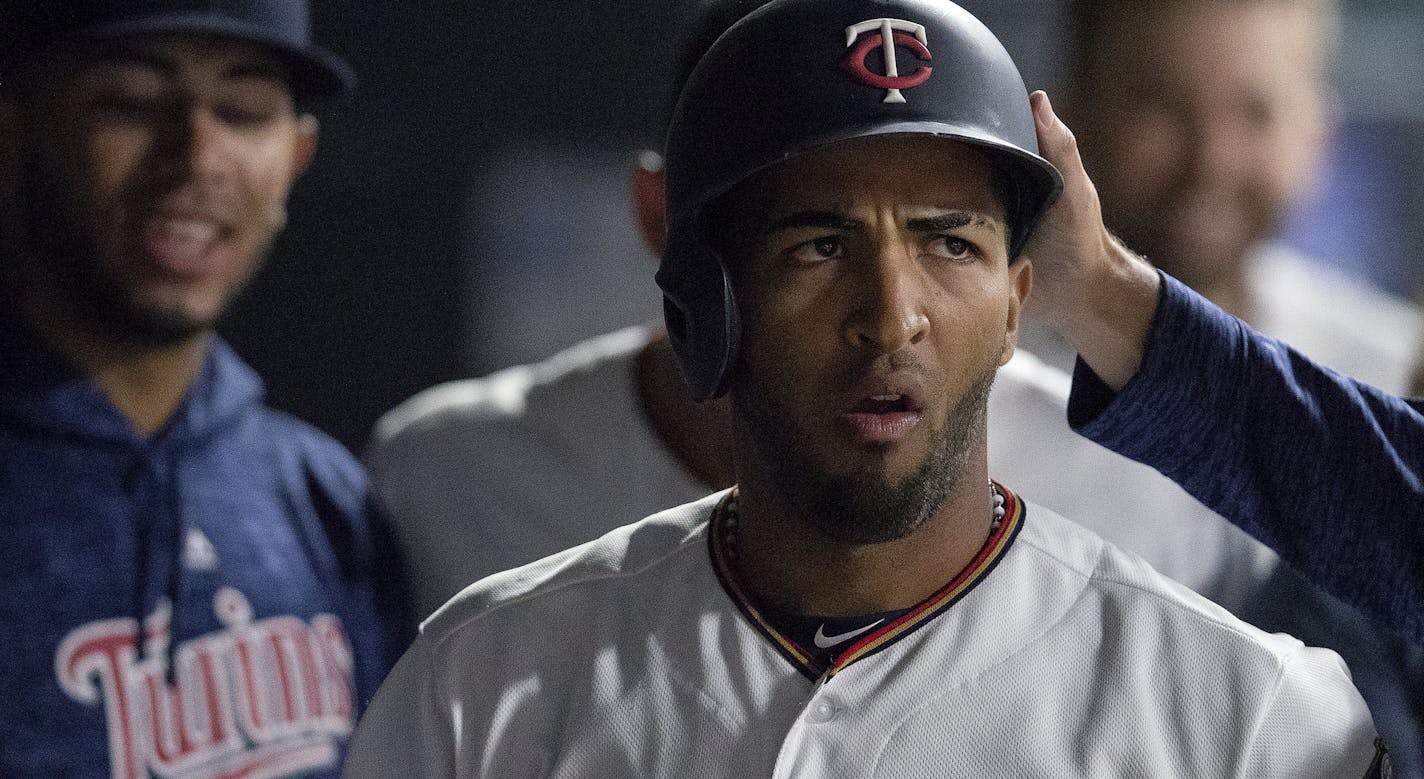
<box><xmin>281</xmin><ymin>429</ymin><xmax>417</xmax><ymax>706</ymax></box>
<box><xmin>1066</xmin><ymin>272</ymin><xmax>1424</xmax><ymax>645</ymax></box>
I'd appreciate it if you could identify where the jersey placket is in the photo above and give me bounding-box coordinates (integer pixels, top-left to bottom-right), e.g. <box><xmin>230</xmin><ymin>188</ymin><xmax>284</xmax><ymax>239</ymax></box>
<box><xmin>707</xmin><ymin>486</ymin><xmax>1027</xmax><ymax>774</ymax></box>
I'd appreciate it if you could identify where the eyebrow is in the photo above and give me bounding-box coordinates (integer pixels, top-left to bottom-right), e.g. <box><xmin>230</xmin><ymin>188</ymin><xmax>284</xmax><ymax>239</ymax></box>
<box><xmin>907</xmin><ymin>212</ymin><xmax>1001</xmax><ymax>235</ymax></box>
<box><xmin>225</xmin><ymin>62</ymin><xmax>290</xmax><ymax>84</ymax></box>
<box><xmin>765</xmin><ymin>209</ymin><xmax>1000</xmax><ymax>235</ymax></box>
<box><xmin>89</xmin><ymin>48</ymin><xmax>179</xmax><ymax>76</ymax></box>
<box><xmin>767</xmin><ymin>211</ymin><xmax>864</xmax><ymax>233</ymax></box>
<box><xmin>87</xmin><ymin>47</ymin><xmax>290</xmax><ymax>85</ymax></box>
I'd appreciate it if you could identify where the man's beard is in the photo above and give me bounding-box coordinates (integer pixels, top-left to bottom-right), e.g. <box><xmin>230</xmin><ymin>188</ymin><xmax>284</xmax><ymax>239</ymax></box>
<box><xmin>75</xmin><ymin>268</ymin><xmax>213</xmax><ymax>348</ymax></box>
<box><xmin>1106</xmin><ymin>188</ymin><xmax>1277</xmax><ymax>295</ymax></box>
<box><xmin>733</xmin><ymin>361</ymin><xmax>996</xmax><ymax>545</ymax></box>
<box><xmin>13</xmin><ymin>154</ymin><xmax>223</xmax><ymax>347</ymax></box>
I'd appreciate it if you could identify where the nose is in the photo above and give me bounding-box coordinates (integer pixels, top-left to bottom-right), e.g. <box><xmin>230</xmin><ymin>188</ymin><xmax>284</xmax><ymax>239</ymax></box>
<box><xmin>843</xmin><ymin>244</ymin><xmax>930</xmax><ymax>352</ymax></box>
<box><xmin>154</xmin><ymin>102</ymin><xmax>234</xmax><ymax>185</ymax></box>
<box><xmin>183</xmin><ymin>106</ymin><xmax>236</xmax><ymax>181</ymax></box>
<box><xmin>1185</xmin><ymin>113</ymin><xmax>1255</xmax><ymax>186</ymax></box>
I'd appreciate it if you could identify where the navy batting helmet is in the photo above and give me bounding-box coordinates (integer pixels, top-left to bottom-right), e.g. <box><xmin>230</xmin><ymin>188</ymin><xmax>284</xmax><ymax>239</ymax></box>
<box><xmin>657</xmin><ymin>0</ymin><xmax>1063</xmax><ymax>401</ymax></box>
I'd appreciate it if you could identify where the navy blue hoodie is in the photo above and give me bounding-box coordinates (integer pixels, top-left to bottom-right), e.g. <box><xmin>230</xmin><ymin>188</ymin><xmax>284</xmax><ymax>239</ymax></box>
<box><xmin>0</xmin><ymin>306</ymin><xmax>411</xmax><ymax>778</ymax></box>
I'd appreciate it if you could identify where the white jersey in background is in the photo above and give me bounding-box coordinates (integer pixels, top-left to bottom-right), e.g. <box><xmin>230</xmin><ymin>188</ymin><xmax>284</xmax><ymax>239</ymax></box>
<box><xmin>369</xmin><ymin>327</ymin><xmax>705</xmax><ymax>617</ymax></box>
<box><xmin>1019</xmin><ymin>243</ymin><xmax>1424</xmax><ymax>394</ymax></box>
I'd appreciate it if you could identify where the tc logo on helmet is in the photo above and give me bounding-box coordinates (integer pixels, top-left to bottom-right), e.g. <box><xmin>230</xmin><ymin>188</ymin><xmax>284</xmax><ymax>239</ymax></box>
<box><xmin>842</xmin><ymin>18</ymin><xmax>933</xmax><ymax>104</ymax></box>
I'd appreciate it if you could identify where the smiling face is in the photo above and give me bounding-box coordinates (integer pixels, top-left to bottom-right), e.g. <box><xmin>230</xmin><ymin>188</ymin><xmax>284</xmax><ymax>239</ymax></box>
<box><xmin>0</xmin><ymin>33</ymin><xmax>317</xmax><ymax>346</ymax></box>
<box><xmin>1070</xmin><ymin>0</ymin><xmax>1330</xmax><ymax>292</ymax></box>
<box><xmin>716</xmin><ymin>135</ymin><xmax>1029</xmax><ymax>544</ymax></box>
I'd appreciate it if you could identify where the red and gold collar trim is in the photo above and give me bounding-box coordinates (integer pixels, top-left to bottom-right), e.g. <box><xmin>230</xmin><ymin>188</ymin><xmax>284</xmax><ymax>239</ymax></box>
<box><xmin>708</xmin><ymin>482</ymin><xmax>1025</xmax><ymax>680</ymax></box>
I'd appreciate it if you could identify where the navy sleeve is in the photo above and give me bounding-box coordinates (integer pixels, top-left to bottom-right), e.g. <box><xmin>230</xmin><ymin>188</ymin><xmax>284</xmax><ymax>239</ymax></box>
<box><xmin>302</xmin><ymin>462</ymin><xmax>417</xmax><ymax>706</ymax></box>
<box><xmin>272</xmin><ymin>419</ymin><xmax>417</xmax><ymax>709</ymax></box>
<box><xmin>1067</xmin><ymin>271</ymin><xmax>1424</xmax><ymax>645</ymax></box>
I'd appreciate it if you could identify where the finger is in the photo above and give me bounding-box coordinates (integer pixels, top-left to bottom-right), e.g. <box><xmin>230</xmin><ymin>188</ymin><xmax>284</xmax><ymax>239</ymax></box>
<box><xmin>1030</xmin><ymin>90</ymin><xmax>1086</xmax><ymax>187</ymax></box>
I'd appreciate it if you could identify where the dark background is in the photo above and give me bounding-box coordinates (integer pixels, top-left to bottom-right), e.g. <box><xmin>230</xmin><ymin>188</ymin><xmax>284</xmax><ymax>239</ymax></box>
<box><xmin>220</xmin><ymin>0</ymin><xmax>1424</xmax><ymax>452</ymax></box>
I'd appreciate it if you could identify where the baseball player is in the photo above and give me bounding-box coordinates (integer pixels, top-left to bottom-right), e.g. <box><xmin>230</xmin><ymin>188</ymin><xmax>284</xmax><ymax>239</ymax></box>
<box><xmin>0</xmin><ymin>2</ymin><xmax>410</xmax><ymax>776</ymax></box>
<box><xmin>373</xmin><ymin>0</ymin><xmax>1274</xmax><ymax>627</ymax></box>
<box><xmin>1043</xmin><ymin>2</ymin><xmax>1424</xmax><ymax>770</ymax></box>
<box><xmin>346</xmin><ymin>0</ymin><xmax>1384</xmax><ymax>775</ymax></box>
<box><xmin>1038</xmin><ymin>136</ymin><xmax>1424</xmax><ymax>646</ymax></box>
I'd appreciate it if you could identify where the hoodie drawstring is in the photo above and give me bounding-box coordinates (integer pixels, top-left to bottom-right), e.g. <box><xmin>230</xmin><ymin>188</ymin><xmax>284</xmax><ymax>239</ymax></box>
<box><xmin>128</xmin><ymin>441</ymin><xmax>191</xmax><ymax>685</ymax></box>
<box><xmin>127</xmin><ymin>450</ymin><xmax>155</xmax><ymax>667</ymax></box>
<box><xmin>161</xmin><ymin>443</ymin><xmax>186</xmax><ymax>685</ymax></box>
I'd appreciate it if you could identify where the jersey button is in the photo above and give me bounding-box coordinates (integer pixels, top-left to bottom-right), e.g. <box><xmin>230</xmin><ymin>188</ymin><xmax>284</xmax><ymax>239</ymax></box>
<box><xmin>808</xmin><ymin>699</ymin><xmax>838</xmax><ymax>724</ymax></box>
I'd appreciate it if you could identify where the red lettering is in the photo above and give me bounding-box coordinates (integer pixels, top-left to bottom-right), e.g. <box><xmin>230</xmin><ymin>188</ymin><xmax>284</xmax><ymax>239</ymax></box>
<box><xmin>56</xmin><ymin>592</ymin><xmax>355</xmax><ymax>777</ymax></box>
<box><xmin>56</xmin><ymin>620</ymin><xmax>144</xmax><ymax>779</ymax></box>
<box><xmin>311</xmin><ymin>615</ymin><xmax>355</xmax><ymax>724</ymax></box>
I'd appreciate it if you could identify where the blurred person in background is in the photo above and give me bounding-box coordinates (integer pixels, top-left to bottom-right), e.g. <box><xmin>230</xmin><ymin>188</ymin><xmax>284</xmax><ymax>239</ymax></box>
<box><xmin>1028</xmin><ymin>86</ymin><xmax>1422</xmax><ymax>653</ymax></box>
<box><xmin>1038</xmin><ymin>0</ymin><xmax>1423</xmax><ymax>772</ymax></box>
<box><xmin>0</xmin><ymin>2</ymin><xmax>410</xmax><ymax>776</ymax></box>
<box><xmin>1034</xmin><ymin>0</ymin><xmax>1423</xmax><ymax>389</ymax></box>
<box><xmin>367</xmin><ymin>0</ymin><xmax>752</xmax><ymax>619</ymax></box>
<box><xmin>1411</xmin><ymin>337</ymin><xmax>1424</xmax><ymax>396</ymax></box>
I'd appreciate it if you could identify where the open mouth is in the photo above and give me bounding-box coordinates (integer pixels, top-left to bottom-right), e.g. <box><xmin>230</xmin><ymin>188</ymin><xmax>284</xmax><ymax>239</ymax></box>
<box><xmin>844</xmin><ymin>392</ymin><xmax>922</xmax><ymax>442</ymax></box>
<box><xmin>851</xmin><ymin>394</ymin><xmax>914</xmax><ymax>414</ymax></box>
<box><xmin>139</xmin><ymin>214</ymin><xmax>231</xmax><ymax>279</ymax></box>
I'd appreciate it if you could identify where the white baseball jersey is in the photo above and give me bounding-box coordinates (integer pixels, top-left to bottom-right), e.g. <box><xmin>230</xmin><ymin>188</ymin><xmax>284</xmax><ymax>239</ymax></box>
<box><xmin>345</xmin><ymin>489</ymin><xmax>1377</xmax><ymax>778</ymax></box>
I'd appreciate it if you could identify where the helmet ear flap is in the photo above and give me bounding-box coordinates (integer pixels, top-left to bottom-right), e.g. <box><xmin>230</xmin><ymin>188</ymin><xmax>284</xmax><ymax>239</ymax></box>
<box><xmin>655</xmin><ymin>223</ymin><xmax>741</xmax><ymax>402</ymax></box>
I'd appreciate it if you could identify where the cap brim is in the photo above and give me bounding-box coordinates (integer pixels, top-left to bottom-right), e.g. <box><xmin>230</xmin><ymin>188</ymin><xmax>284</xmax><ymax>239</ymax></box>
<box><xmin>71</xmin><ymin>12</ymin><xmax>354</xmax><ymax>99</ymax></box>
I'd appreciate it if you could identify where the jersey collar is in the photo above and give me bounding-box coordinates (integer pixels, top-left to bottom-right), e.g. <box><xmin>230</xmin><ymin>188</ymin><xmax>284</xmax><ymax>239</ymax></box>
<box><xmin>708</xmin><ymin>482</ymin><xmax>1026</xmax><ymax>680</ymax></box>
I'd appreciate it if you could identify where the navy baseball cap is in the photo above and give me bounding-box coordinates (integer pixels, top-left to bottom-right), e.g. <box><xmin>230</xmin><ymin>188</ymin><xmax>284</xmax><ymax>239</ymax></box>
<box><xmin>1</xmin><ymin>0</ymin><xmax>354</xmax><ymax>98</ymax></box>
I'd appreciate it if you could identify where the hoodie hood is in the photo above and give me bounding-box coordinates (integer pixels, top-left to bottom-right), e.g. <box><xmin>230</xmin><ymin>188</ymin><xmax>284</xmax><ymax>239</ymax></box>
<box><xmin>0</xmin><ymin>302</ymin><xmax>264</xmax><ymax>448</ymax></box>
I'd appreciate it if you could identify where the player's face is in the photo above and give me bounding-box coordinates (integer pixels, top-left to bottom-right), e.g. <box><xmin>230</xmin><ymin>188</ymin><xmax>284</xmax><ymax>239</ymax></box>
<box><xmin>1071</xmin><ymin>0</ymin><xmax>1328</xmax><ymax>290</ymax></box>
<box><xmin>720</xmin><ymin>135</ymin><xmax>1027</xmax><ymax>543</ymax></box>
<box><xmin>0</xmin><ymin>34</ymin><xmax>317</xmax><ymax>345</ymax></box>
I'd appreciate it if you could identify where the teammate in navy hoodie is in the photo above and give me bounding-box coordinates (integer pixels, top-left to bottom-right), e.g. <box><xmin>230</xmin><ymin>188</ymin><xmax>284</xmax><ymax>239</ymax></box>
<box><xmin>0</xmin><ymin>3</ymin><xmax>411</xmax><ymax>776</ymax></box>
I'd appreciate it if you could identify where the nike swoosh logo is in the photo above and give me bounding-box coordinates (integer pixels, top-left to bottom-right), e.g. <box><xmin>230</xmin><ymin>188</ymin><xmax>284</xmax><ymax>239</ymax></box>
<box><xmin>813</xmin><ymin>619</ymin><xmax>885</xmax><ymax>649</ymax></box>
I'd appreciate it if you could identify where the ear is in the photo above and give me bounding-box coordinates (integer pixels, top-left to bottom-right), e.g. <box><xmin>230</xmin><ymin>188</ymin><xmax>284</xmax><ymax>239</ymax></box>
<box><xmin>631</xmin><ymin>149</ymin><xmax>668</xmax><ymax>258</ymax></box>
<box><xmin>1000</xmin><ymin>258</ymin><xmax>1033</xmax><ymax>366</ymax></box>
<box><xmin>289</xmin><ymin>113</ymin><xmax>320</xmax><ymax>179</ymax></box>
